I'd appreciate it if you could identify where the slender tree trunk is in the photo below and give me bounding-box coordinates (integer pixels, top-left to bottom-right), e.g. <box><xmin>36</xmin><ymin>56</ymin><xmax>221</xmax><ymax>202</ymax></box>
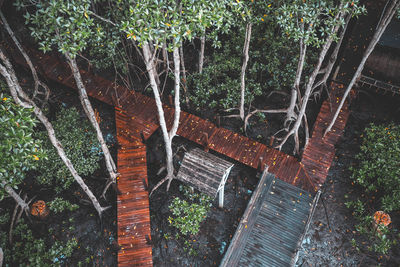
<box><xmin>239</xmin><ymin>23</ymin><xmax>252</xmax><ymax>121</ymax></box>
<box><xmin>1</xmin><ymin>180</ymin><xmax>29</xmax><ymax>211</ymax></box>
<box><xmin>142</xmin><ymin>43</ymin><xmax>181</xmax><ymax>192</ymax></box>
<box><xmin>162</xmin><ymin>43</ymin><xmax>168</xmax><ymax>70</ymax></box>
<box><xmin>170</xmin><ymin>47</ymin><xmax>181</xmax><ymax>140</ymax></box>
<box><xmin>66</xmin><ymin>55</ymin><xmax>118</xmax><ymax>195</ymax></box>
<box><xmin>179</xmin><ymin>44</ymin><xmax>190</xmax><ymax>106</ymax></box>
<box><xmin>198</xmin><ymin>32</ymin><xmax>206</xmax><ymax>73</ymax></box>
<box><xmin>0</xmin><ymin>11</ymin><xmax>49</xmax><ymax>102</ymax></box>
<box><xmin>325</xmin><ymin>0</ymin><xmax>400</xmax><ymax>136</ymax></box>
<box><xmin>0</xmin><ymin>247</ymin><xmax>3</xmax><ymax>267</ymax></box>
<box><xmin>0</xmin><ymin>50</ymin><xmax>107</xmax><ymax>217</ymax></box>
<box><xmin>285</xmin><ymin>40</ymin><xmax>307</xmax><ymax>127</ymax></box>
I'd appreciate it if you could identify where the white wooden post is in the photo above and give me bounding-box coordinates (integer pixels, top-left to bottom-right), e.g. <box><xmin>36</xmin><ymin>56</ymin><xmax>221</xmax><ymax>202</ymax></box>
<box><xmin>218</xmin><ymin>165</ymin><xmax>233</xmax><ymax>208</ymax></box>
<box><xmin>219</xmin><ymin>188</ymin><xmax>224</xmax><ymax>208</ymax></box>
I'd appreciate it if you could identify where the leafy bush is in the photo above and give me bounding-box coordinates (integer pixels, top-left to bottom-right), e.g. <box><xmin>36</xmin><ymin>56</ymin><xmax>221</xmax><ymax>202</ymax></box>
<box><xmin>0</xmin><ymin>218</ymin><xmax>78</xmax><ymax>266</ymax></box>
<box><xmin>346</xmin><ymin>123</ymin><xmax>400</xmax><ymax>254</ymax></box>
<box><xmin>36</xmin><ymin>107</ymin><xmax>101</xmax><ymax>191</ymax></box>
<box><xmin>0</xmin><ymin>92</ymin><xmax>45</xmax><ymax>200</ymax></box>
<box><xmin>49</xmin><ymin>197</ymin><xmax>79</xmax><ymax>213</ymax></box>
<box><xmin>350</xmin><ymin>123</ymin><xmax>400</xmax><ymax>212</ymax></box>
<box><xmin>168</xmin><ymin>185</ymin><xmax>213</xmax><ymax>236</ymax></box>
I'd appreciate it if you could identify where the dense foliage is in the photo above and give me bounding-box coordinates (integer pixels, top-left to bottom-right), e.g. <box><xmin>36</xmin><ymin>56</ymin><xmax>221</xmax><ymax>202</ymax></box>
<box><xmin>187</xmin><ymin>23</ymin><xmax>299</xmax><ymax>110</ymax></box>
<box><xmin>48</xmin><ymin>197</ymin><xmax>79</xmax><ymax>214</ymax></box>
<box><xmin>35</xmin><ymin>107</ymin><xmax>101</xmax><ymax>192</ymax></box>
<box><xmin>0</xmin><ymin>216</ymin><xmax>78</xmax><ymax>266</ymax></box>
<box><xmin>346</xmin><ymin>123</ymin><xmax>400</xmax><ymax>254</ymax></box>
<box><xmin>15</xmin><ymin>0</ymin><xmax>104</xmax><ymax>57</ymax></box>
<box><xmin>168</xmin><ymin>185</ymin><xmax>213</xmax><ymax>236</ymax></box>
<box><xmin>276</xmin><ymin>0</ymin><xmax>365</xmax><ymax>47</ymax></box>
<box><xmin>0</xmin><ymin>91</ymin><xmax>45</xmax><ymax>200</ymax></box>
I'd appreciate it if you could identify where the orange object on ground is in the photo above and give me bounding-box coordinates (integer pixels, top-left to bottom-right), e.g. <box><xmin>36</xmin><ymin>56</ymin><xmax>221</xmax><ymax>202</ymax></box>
<box><xmin>374</xmin><ymin>211</ymin><xmax>391</xmax><ymax>226</ymax></box>
<box><xmin>30</xmin><ymin>200</ymin><xmax>49</xmax><ymax>218</ymax></box>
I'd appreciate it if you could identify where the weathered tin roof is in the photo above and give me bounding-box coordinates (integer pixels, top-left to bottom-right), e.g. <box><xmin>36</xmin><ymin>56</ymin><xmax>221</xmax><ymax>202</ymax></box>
<box><xmin>176</xmin><ymin>148</ymin><xmax>234</xmax><ymax>197</ymax></box>
<box><xmin>220</xmin><ymin>170</ymin><xmax>318</xmax><ymax>267</ymax></box>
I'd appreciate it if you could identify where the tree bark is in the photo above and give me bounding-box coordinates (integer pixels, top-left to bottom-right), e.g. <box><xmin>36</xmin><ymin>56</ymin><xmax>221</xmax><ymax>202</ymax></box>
<box><xmin>0</xmin><ymin>50</ymin><xmax>107</xmax><ymax>217</ymax></box>
<box><xmin>239</xmin><ymin>23</ymin><xmax>252</xmax><ymax>121</ymax></box>
<box><xmin>0</xmin><ymin>180</ymin><xmax>29</xmax><ymax>211</ymax></box>
<box><xmin>285</xmin><ymin>40</ymin><xmax>307</xmax><ymax>127</ymax></box>
<box><xmin>198</xmin><ymin>33</ymin><xmax>206</xmax><ymax>73</ymax></box>
<box><xmin>313</xmin><ymin>12</ymin><xmax>352</xmax><ymax>91</ymax></box>
<box><xmin>179</xmin><ymin>44</ymin><xmax>190</xmax><ymax>106</ymax></box>
<box><xmin>142</xmin><ymin>42</ymin><xmax>181</xmax><ymax>193</ymax></box>
<box><xmin>0</xmin><ymin>11</ymin><xmax>50</xmax><ymax>102</ymax></box>
<box><xmin>66</xmin><ymin>55</ymin><xmax>118</xmax><ymax>195</ymax></box>
<box><xmin>0</xmin><ymin>247</ymin><xmax>3</xmax><ymax>267</ymax></box>
<box><xmin>325</xmin><ymin>0</ymin><xmax>400</xmax><ymax>136</ymax></box>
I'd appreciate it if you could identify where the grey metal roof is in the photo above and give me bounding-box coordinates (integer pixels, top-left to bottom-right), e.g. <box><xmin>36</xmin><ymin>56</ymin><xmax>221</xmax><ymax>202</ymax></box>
<box><xmin>176</xmin><ymin>148</ymin><xmax>234</xmax><ymax>197</ymax></box>
<box><xmin>220</xmin><ymin>170</ymin><xmax>318</xmax><ymax>267</ymax></box>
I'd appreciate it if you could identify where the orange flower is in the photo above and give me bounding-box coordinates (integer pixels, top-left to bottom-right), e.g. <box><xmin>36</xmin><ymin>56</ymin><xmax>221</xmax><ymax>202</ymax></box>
<box><xmin>33</xmin><ymin>155</ymin><xmax>39</xmax><ymax>160</ymax></box>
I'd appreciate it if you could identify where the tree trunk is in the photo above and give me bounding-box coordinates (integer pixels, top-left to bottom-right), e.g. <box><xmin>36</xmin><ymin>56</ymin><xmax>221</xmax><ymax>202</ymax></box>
<box><xmin>169</xmin><ymin>47</ymin><xmax>181</xmax><ymax>140</ymax></box>
<box><xmin>1</xmin><ymin>180</ymin><xmax>29</xmax><ymax>211</ymax></box>
<box><xmin>285</xmin><ymin>40</ymin><xmax>307</xmax><ymax>127</ymax></box>
<box><xmin>0</xmin><ymin>247</ymin><xmax>3</xmax><ymax>267</ymax></box>
<box><xmin>66</xmin><ymin>55</ymin><xmax>118</xmax><ymax>193</ymax></box>
<box><xmin>198</xmin><ymin>33</ymin><xmax>206</xmax><ymax>73</ymax></box>
<box><xmin>313</xmin><ymin>12</ymin><xmax>352</xmax><ymax>91</ymax></box>
<box><xmin>142</xmin><ymin>43</ymin><xmax>181</xmax><ymax>192</ymax></box>
<box><xmin>179</xmin><ymin>44</ymin><xmax>190</xmax><ymax>106</ymax></box>
<box><xmin>325</xmin><ymin>0</ymin><xmax>400</xmax><ymax>135</ymax></box>
<box><xmin>0</xmin><ymin>11</ymin><xmax>50</xmax><ymax>102</ymax></box>
<box><xmin>0</xmin><ymin>50</ymin><xmax>107</xmax><ymax>217</ymax></box>
<box><xmin>162</xmin><ymin>43</ymin><xmax>168</xmax><ymax>70</ymax></box>
<box><xmin>239</xmin><ymin>23</ymin><xmax>252</xmax><ymax>121</ymax></box>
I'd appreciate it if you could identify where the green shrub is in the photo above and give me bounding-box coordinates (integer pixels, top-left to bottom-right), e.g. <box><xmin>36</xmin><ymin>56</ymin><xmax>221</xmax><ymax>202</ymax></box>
<box><xmin>36</xmin><ymin>107</ymin><xmax>101</xmax><ymax>192</ymax></box>
<box><xmin>168</xmin><ymin>185</ymin><xmax>213</xmax><ymax>236</ymax></box>
<box><xmin>350</xmin><ymin>123</ymin><xmax>400</xmax><ymax>212</ymax></box>
<box><xmin>346</xmin><ymin>123</ymin><xmax>400</xmax><ymax>254</ymax></box>
<box><xmin>48</xmin><ymin>197</ymin><xmax>79</xmax><ymax>213</ymax></box>
<box><xmin>9</xmin><ymin>219</ymin><xmax>77</xmax><ymax>267</ymax></box>
<box><xmin>0</xmin><ymin>92</ymin><xmax>45</xmax><ymax>200</ymax></box>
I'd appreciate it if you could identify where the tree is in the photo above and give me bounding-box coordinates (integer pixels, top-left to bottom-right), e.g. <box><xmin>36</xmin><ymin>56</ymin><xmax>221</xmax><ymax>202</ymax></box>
<box><xmin>0</xmin><ymin>48</ymin><xmax>108</xmax><ymax>216</ymax></box>
<box><xmin>120</xmin><ymin>0</ymin><xmax>242</xmax><ymax>192</ymax></box>
<box><xmin>16</xmin><ymin>0</ymin><xmax>119</xmax><ymax>197</ymax></box>
<box><xmin>236</xmin><ymin>1</ymin><xmax>271</xmax><ymax>121</ymax></box>
<box><xmin>0</xmin><ymin>90</ymin><xmax>44</xmax><ymax>210</ymax></box>
<box><xmin>273</xmin><ymin>0</ymin><xmax>365</xmax><ymax>153</ymax></box>
<box><xmin>325</xmin><ymin>0</ymin><xmax>400</xmax><ymax>136</ymax></box>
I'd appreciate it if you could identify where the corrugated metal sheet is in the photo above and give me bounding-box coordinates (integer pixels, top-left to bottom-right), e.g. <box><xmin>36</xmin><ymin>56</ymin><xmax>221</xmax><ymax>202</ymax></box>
<box><xmin>220</xmin><ymin>170</ymin><xmax>316</xmax><ymax>267</ymax></box>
